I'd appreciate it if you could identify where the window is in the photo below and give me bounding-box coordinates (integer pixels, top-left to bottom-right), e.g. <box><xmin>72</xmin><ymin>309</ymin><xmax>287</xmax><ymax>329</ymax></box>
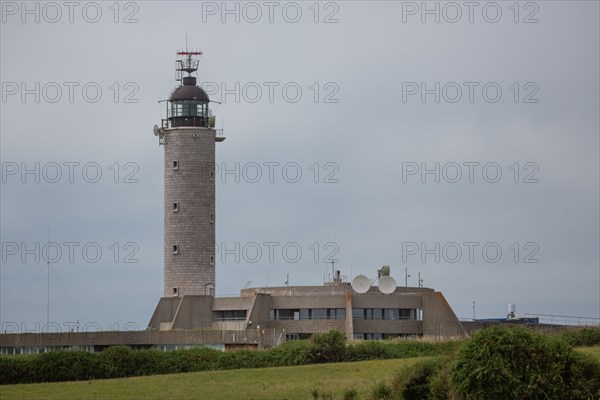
<box><xmin>173</xmin><ymin>203</ymin><xmax>179</xmax><ymax>212</ymax></box>
<box><xmin>299</xmin><ymin>309</ymin><xmax>309</xmax><ymax>320</ymax></box>
<box><xmin>173</xmin><ymin>245</ymin><xmax>179</xmax><ymax>255</ymax></box>
<box><xmin>172</xmin><ymin>287</ymin><xmax>178</xmax><ymax>296</ymax></box>
<box><xmin>213</xmin><ymin>310</ymin><xmax>247</xmax><ymax>321</ymax></box>
<box><xmin>385</xmin><ymin>309</ymin><xmax>399</xmax><ymax>320</ymax></box>
<box><xmin>373</xmin><ymin>308</ymin><xmax>383</xmax><ymax>320</ymax></box>
<box><xmin>173</xmin><ymin>160</ymin><xmax>179</xmax><ymax>170</ymax></box>
<box><xmin>210</xmin><ymin>255</ymin><xmax>214</xmax><ymax>265</ymax></box>
<box><xmin>312</xmin><ymin>309</ymin><xmax>327</xmax><ymax>320</ymax></box>
<box><xmin>210</xmin><ymin>213</ymin><xmax>214</xmax><ymax>223</ymax></box>
<box><xmin>327</xmin><ymin>308</ymin><xmax>346</xmax><ymax>320</ymax></box>
<box><xmin>210</xmin><ymin>171</ymin><xmax>215</xmax><ymax>181</ymax></box>
<box><xmin>353</xmin><ymin>308</ymin><xmax>418</xmax><ymax>320</ymax></box>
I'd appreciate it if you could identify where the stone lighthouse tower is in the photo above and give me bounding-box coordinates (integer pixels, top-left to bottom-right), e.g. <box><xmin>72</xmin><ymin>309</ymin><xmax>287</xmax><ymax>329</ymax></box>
<box><xmin>154</xmin><ymin>51</ymin><xmax>224</xmax><ymax>298</ymax></box>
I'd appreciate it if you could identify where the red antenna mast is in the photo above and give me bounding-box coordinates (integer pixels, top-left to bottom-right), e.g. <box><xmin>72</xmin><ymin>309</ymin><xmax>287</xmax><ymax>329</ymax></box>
<box><xmin>175</xmin><ymin>50</ymin><xmax>203</xmax><ymax>82</ymax></box>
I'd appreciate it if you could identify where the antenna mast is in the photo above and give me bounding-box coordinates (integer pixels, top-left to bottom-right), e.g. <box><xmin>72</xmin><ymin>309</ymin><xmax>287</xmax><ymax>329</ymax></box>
<box><xmin>46</xmin><ymin>224</ymin><xmax>50</xmax><ymax>328</ymax></box>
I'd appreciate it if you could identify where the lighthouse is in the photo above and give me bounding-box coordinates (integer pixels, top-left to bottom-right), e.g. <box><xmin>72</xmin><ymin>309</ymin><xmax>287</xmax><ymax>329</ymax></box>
<box><xmin>154</xmin><ymin>51</ymin><xmax>224</xmax><ymax>298</ymax></box>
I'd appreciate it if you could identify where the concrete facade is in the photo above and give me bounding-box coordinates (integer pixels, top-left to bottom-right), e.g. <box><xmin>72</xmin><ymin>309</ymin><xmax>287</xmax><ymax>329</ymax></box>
<box><xmin>149</xmin><ymin>284</ymin><xmax>468</xmax><ymax>341</ymax></box>
<box><xmin>163</xmin><ymin>126</ymin><xmax>217</xmax><ymax>297</ymax></box>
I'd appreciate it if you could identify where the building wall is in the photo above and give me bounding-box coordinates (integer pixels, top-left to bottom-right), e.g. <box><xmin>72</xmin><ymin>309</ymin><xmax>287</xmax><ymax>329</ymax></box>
<box><xmin>163</xmin><ymin>127</ymin><xmax>216</xmax><ymax>297</ymax></box>
<box><xmin>422</xmin><ymin>292</ymin><xmax>467</xmax><ymax>337</ymax></box>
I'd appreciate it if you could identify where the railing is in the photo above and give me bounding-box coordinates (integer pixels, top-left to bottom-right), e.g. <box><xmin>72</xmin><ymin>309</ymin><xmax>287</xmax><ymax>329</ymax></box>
<box><xmin>459</xmin><ymin>314</ymin><xmax>600</xmax><ymax>327</ymax></box>
<box><xmin>270</xmin><ymin>316</ymin><xmax>419</xmax><ymax>321</ymax></box>
<box><xmin>213</xmin><ymin>317</ymin><xmax>247</xmax><ymax>322</ymax></box>
<box><xmin>523</xmin><ymin>313</ymin><xmax>600</xmax><ymax>327</ymax></box>
<box><xmin>245</xmin><ymin>289</ymin><xmax>423</xmax><ymax>297</ymax></box>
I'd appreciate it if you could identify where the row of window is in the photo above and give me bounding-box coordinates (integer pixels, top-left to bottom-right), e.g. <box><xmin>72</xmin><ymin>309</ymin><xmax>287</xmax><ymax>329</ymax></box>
<box><xmin>213</xmin><ymin>310</ymin><xmax>247</xmax><ymax>321</ymax></box>
<box><xmin>270</xmin><ymin>309</ymin><xmax>347</xmax><ymax>321</ymax></box>
<box><xmin>352</xmin><ymin>308</ymin><xmax>419</xmax><ymax>321</ymax></box>
<box><xmin>269</xmin><ymin>308</ymin><xmax>420</xmax><ymax>321</ymax></box>
<box><xmin>170</xmin><ymin>101</ymin><xmax>209</xmax><ymax>118</ymax></box>
<box><xmin>353</xmin><ymin>333</ymin><xmax>419</xmax><ymax>340</ymax></box>
<box><xmin>0</xmin><ymin>345</ymin><xmax>95</xmax><ymax>355</ymax></box>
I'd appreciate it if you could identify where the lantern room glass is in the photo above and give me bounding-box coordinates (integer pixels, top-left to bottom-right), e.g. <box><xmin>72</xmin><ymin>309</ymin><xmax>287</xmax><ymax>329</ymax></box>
<box><xmin>170</xmin><ymin>101</ymin><xmax>208</xmax><ymax>118</ymax></box>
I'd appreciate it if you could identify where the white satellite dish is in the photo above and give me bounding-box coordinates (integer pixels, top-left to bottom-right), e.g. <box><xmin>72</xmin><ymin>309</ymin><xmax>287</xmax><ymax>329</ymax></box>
<box><xmin>153</xmin><ymin>124</ymin><xmax>160</xmax><ymax>136</ymax></box>
<box><xmin>378</xmin><ymin>276</ymin><xmax>396</xmax><ymax>295</ymax></box>
<box><xmin>351</xmin><ymin>275</ymin><xmax>370</xmax><ymax>294</ymax></box>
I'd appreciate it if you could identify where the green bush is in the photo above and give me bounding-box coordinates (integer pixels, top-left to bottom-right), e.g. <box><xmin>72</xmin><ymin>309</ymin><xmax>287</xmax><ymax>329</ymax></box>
<box><xmin>342</xmin><ymin>387</ymin><xmax>358</xmax><ymax>400</ymax></box>
<box><xmin>101</xmin><ymin>346</ymin><xmax>136</xmax><ymax>378</ymax></box>
<box><xmin>427</xmin><ymin>362</ymin><xmax>455</xmax><ymax>400</ymax></box>
<box><xmin>370</xmin><ymin>381</ymin><xmax>392</xmax><ymax>400</ymax></box>
<box><xmin>378</xmin><ymin>340</ymin><xmax>461</xmax><ymax>360</ymax></box>
<box><xmin>305</xmin><ymin>330</ymin><xmax>348</xmax><ymax>364</ymax></box>
<box><xmin>392</xmin><ymin>357</ymin><xmax>444</xmax><ymax>400</ymax></box>
<box><xmin>269</xmin><ymin>339</ymin><xmax>308</xmax><ymax>365</ymax></box>
<box><xmin>560</xmin><ymin>327</ymin><xmax>600</xmax><ymax>347</ymax></box>
<box><xmin>35</xmin><ymin>350</ymin><xmax>107</xmax><ymax>382</ymax></box>
<box><xmin>451</xmin><ymin>326</ymin><xmax>600</xmax><ymax>400</ymax></box>
<box><xmin>349</xmin><ymin>340</ymin><xmax>387</xmax><ymax>361</ymax></box>
<box><xmin>0</xmin><ymin>355</ymin><xmax>36</xmax><ymax>384</ymax></box>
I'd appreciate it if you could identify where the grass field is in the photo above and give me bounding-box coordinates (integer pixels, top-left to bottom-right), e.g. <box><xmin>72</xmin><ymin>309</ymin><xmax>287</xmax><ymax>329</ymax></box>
<box><xmin>0</xmin><ymin>358</ymin><xmax>421</xmax><ymax>400</ymax></box>
<box><xmin>577</xmin><ymin>346</ymin><xmax>600</xmax><ymax>360</ymax></box>
<box><xmin>2</xmin><ymin>346</ymin><xmax>598</xmax><ymax>400</ymax></box>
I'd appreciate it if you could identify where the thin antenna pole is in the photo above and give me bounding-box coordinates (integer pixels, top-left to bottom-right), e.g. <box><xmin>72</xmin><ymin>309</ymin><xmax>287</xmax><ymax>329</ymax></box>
<box><xmin>46</xmin><ymin>223</ymin><xmax>50</xmax><ymax>329</ymax></box>
<box><xmin>331</xmin><ymin>260</ymin><xmax>334</xmax><ymax>282</ymax></box>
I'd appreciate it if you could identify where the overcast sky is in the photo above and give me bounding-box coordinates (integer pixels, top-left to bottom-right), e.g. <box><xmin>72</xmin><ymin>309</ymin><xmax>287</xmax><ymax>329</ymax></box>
<box><xmin>1</xmin><ymin>1</ymin><xmax>598</xmax><ymax>332</ymax></box>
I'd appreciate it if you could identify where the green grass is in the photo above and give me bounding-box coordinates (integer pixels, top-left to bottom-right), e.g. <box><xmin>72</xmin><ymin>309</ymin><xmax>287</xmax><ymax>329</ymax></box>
<box><xmin>576</xmin><ymin>346</ymin><xmax>600</xmax><ymax>360</ymax></box>
<box><xmin>0</xmin><ymin>358</ymin><xmax>422</xmax><ymax>400</ymax></box>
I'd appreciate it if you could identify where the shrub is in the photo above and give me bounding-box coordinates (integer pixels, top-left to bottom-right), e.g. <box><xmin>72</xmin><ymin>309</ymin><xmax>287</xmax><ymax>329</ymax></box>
<box><xmin>392</xmin><ymin>357</ymin><xmax>444</xmax><ymax>400</ymax></box>
<box><xmin>0</xmin><ymin>356</ymin><xmax>36</xmax><ymax>384</ymax></box>
<box><xmin>370</xmin><ymin>381</ymin><xmax>392</xmax><ymax>400</ymax></box>
<box><xmin>427</xmin><ymin>363</ymin><xmax>455</xmax><ymax>400</ymax></box>
<box><xmin>349</xmin><ymin>340</ymin><xmax>387</xmax><ymax>361</ymax></box>
<box><xmin>342</xmin><ymin>388</ymin><xmax>358</xmax><ymax>400</ymax></box>
<box><xmin>35</xmin><ymin>350</ymin><xmax>107</xmax><ymax>382</ymax></box>
<box><xmin>269</xmin><ymin>339</ymin><xmax>308</xmax><ymax>365</ymax></box>
<box><xmin>309</xmin><ymin>388</ymin><xmax>333</xmax><ymax>400</ymax></box>
<box><xmin>451</xmin><ymin>326</ymin><xmax>600</xmax><ymax>400</ymax></box>
<box><xmin>305</xmin><ymin>330</ymin><xmax>348</xmax><ymax>364</ymax></box>
<box><xmin>101</xmin><ymin>346</ymin><xmax>136</xmax><ymax>378</ymax></box>
<box><xmin>560</xmin><ymin>327</ymin><xmax>600</xmax><ymax>347</ymax></box>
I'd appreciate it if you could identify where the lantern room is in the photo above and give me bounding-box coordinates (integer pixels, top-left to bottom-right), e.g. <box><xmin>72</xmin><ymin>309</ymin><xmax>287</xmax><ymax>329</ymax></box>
<box><xmin>163</xmin><ymin>51</ymin><xmax>213</xmax><ymax>128</ymax></box>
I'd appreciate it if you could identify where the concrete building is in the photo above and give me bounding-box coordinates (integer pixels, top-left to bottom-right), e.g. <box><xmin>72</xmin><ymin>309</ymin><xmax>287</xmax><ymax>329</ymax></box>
<box><xmin>148</xmin><ymin>51</ymin><xmax>466</xmax><ymax>342</ymax></box>
<box><xmin>149</xmin><ymin>284</ymin><xmax>467</xmax><ymax>341</ymax></box>
<box><xmin>0</xmin><ymin>51</ymin><xmax>467</xmax><ymax>355</ymax></box>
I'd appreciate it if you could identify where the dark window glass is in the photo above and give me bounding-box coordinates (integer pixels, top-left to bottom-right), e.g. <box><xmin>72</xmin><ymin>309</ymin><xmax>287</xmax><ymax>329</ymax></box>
<box><xmin>352</xmin><ymin>308</ymin><xmax>364</xmax><ymax>320</ymax></box>
<box><xmin>373</xmin><ymin>308</ymin><xmax>383</xmax><ymax>320</ymax></box>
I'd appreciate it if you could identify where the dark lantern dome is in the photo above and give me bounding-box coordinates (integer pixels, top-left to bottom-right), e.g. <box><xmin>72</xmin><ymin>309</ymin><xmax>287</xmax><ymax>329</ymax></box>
<box><xmin>169</xmin><ymin>76</ymin><xmax>210</xmax><ymax>102</ymax></box>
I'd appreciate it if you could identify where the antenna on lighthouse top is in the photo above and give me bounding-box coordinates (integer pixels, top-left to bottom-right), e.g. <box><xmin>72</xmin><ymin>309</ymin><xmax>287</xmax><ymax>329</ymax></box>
<box><xmin>175</xmin><ymin>48</ymin><xmax>203</xmax><ymax>83</ymax></box>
